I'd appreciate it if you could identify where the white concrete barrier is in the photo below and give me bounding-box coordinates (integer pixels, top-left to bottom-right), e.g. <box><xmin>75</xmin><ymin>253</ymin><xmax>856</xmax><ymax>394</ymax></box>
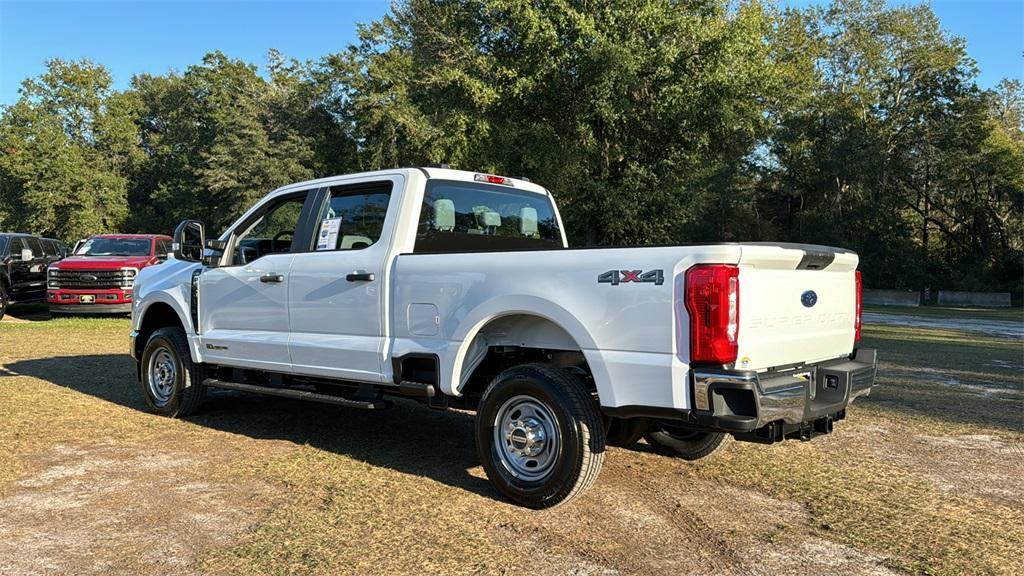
<box><xmin>937</xmin><ymin>291</ymin><xmax>1012</xmax><ymax>308</ymax></box>
<box><xmin>863</xmin><ymin>289</ymin><xmax>920</xmax><ymax>307</ymax></box>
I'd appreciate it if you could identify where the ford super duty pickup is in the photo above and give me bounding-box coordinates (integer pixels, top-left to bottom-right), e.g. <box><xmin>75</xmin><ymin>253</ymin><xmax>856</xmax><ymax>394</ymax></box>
<box><xmin>129</xmin><ymin>167</ymin><xmax>877</xmax><ymax>508</ymax></box>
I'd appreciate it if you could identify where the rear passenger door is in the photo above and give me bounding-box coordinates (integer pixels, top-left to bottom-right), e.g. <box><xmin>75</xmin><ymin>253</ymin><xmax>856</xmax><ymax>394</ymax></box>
<box><xmin>287</xmin><ymin>177</ymin><xmax>400</xmax><ymax>382</ymax></box>
<box><xmin>21</xmin><ymin>237</ymin><xmax>48</xmax><ymax>300</ymax></box>
<box><xmin>6</xmin><ymin>237</ymin><xmax>33</xmax><ymax>299</ymax></box>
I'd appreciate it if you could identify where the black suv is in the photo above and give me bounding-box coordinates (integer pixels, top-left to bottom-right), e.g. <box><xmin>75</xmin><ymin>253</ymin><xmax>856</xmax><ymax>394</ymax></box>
<box><xmin>0</xmin><ymin>233</ymin><xmax>69</xmax><ymax>320</ymax></box>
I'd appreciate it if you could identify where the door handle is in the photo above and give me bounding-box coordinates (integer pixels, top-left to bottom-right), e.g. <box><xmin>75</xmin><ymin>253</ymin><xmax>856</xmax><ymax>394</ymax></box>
<box><xmin>346</xmin><ymin>271</ymin><xmax>375</xmax><ymax>282</ymax></box>
<box><xmin>260</xmin><ymin>273</ymin><xmax>285</xmax><ymax>284</ymax></box>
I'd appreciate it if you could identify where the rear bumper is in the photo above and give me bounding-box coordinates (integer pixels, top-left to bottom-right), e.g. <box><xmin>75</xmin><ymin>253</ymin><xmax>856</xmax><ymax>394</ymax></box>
<box><xmin>689</xmin><ymin>348</ymin><xmax>876</xmax><ymax>441</ymax></box>
<box><xmin>602</xmin><ymin>348</ymin><xmax>877</xmax><ymax>444</ymax></box>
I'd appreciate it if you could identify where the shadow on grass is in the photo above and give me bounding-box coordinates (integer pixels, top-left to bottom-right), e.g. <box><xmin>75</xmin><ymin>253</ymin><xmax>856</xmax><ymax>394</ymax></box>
<box><xmin>1</xmin><ymin>303</ymin><xmax>51</xmax><ymax>322</ymax></box>
<box><xmin>2</xmin><ymin>354</ymin><xmax>503</xmax><ymax>503</ymax></box>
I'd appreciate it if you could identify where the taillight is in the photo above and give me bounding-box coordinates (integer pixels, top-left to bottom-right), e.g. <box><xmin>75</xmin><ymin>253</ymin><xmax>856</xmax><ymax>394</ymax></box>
<box><xmin>685</xmin><ymin>264</ymin><xmax>740</xmax><ymax>364</ymax></box>
<box><xmin>854</xmin><ymin>270</ymin><xmax>863</xmax><ymax>341</ymax></box>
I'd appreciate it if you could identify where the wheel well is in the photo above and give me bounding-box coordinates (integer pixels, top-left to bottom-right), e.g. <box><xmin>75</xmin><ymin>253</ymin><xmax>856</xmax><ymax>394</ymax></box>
<box><xmin>457</xmin><ymin>314</ymin><xmax>596</xmax><ymax>407</ymax></box>
<box><xmin>135</xmin><ymin>302</ymin><xmax>185</xmax><ymax>359</ymax></box>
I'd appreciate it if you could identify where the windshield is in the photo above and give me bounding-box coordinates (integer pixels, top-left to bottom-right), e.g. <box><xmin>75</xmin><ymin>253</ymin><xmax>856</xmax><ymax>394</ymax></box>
<box><xmin>78</xmin><ymin>237</ymin><xmax>152</xmax><ymax>257</ymax></box>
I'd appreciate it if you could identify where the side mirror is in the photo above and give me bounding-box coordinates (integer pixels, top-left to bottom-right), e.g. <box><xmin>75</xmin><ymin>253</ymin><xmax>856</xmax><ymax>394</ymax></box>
<box><xmin>20</xmin><ymin>248</ymin><xmax>33</xmax><ymax>262</ymax></box>
<box><xmin>173</xmin><ymin>220</ymin><xmax>206</xmax><ymax>263</ymax></box>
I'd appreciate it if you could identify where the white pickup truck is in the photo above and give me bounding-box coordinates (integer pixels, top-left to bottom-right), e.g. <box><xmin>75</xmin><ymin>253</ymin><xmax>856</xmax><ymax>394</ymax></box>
<box><xmin>129</xmin><ymin>167</ymin><xmax>876</xmax><ymax>508</ymax></box>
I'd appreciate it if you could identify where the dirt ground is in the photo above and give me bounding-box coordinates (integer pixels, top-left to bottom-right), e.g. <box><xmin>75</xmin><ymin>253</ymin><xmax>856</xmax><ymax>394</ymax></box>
<box><xmin>0</xmin><ymin>306</ymin><xmax>1021</xmax><ymax>575</ymax></box>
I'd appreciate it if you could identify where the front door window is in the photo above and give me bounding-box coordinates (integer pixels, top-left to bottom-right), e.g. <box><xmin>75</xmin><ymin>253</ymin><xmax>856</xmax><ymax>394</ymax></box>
<box><xmin>230</xmin><ymin>196</ymin><xmax>307</xmax><ymax>265</ymax></box>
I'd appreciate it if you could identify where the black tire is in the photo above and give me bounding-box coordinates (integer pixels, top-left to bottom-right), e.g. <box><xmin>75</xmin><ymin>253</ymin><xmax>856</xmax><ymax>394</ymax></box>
<box><xmin>139</xmin><ymin>327</ymin><xmax>205</xmax><ymax>417</ymax></box>
<box><xmin>475</xmin><ymin>363</ymin><xmax>605</xmax><ymax>509</ymax></box>
<box><xmin>644</xmin><ymin>425</ymin><xmax>727</xmax><ymax>460</ymax></box>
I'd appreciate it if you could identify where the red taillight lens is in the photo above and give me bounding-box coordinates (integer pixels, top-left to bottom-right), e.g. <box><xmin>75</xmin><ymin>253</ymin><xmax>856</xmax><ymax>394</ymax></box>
<box><xmin>854</xmin><ymin>270</ymin><xmax>863</xmax><ymax>342</ymax></box>
<box><xmin>685</xmin><ymin>264</ymin><xmax>740</xmax><ymax>364</ymax></box>
<box><xmin>473</xmin><ymin>173</ymin><xmax>513</xmax><ymax>186</ymax></box>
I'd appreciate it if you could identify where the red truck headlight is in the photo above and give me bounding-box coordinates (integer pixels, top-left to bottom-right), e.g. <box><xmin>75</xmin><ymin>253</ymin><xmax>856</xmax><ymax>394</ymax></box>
<box><xmin>684</xmin><ymin>264</ymin><xmax>740</xmax><ymax>364</ymax></box>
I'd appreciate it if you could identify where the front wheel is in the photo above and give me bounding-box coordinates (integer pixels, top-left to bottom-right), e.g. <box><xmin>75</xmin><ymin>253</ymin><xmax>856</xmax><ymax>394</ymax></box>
<box><xmin>140</xmin><ymin>327</ymin><xmax>205</xmax><ymax>417</ymax></box>
<box><xmin>644</xmin><ymin>425</ymin><xmax>727</xmax><ymax>460</ymax></box>
<box><xmin>475</xmin><ymin>364</ymin><xmax>605</xmax><ymax>509</ymax></box>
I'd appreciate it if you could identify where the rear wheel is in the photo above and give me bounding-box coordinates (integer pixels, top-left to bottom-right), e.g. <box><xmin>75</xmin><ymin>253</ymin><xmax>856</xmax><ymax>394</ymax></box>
<box><xmin>476</xmin><ymin>364</ymin><xmax>605</xmax><ymax>509</ymax></box>
<box><xmin>140</xmin><ymin>327</ymin><xmax>205</xmax><ymax>417</ymax></box>
<box><xmin>644</xmin><ymin>425</ymin><xmax>727</xmax><ymax>460</ymax></box>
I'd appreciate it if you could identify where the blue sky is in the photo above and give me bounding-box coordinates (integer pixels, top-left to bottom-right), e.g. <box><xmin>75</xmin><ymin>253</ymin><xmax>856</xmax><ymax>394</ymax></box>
<box><xmin>1</xmin><ymin>0</ymin><xmax>1021</xmax><ymax>105</ymax></box>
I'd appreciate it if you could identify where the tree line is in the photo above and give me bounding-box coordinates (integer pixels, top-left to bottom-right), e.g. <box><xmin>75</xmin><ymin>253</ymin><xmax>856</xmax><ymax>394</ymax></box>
<box><xmin>1</xmin><ymin>0</ymin><xmax>1020</xmax><ymax>295</ymax></box>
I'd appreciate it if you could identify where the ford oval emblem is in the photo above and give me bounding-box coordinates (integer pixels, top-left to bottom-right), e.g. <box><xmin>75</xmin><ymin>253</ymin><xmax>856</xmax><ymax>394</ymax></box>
<box><xmin>801</xmin><ymin>290</ymin><xmax>818</xmax><ymax>308</ymax></box>
<box><xmin>82</xmin><ymin>274</ymin><xmax>98</xmax><ymax>282</ymax></box>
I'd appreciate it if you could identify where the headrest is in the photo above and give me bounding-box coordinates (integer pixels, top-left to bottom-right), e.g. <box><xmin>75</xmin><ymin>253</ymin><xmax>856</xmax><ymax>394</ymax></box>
<box><xmin>519</xmin><ymin>207</ymin><xmax>538</xmax><ymax>237</ymax></box>
<box><xmin>340</xmin><ymin>234</ymin><xmax>373</xmax><ymax>250</ymax></box>
<box><xmin>480</xmin><ymin>211</ymin><xmax>501</xmax><ymax>227</ymax></box>
<box><xmin>434</xmin><ymin>199</ymin><xmax>455</xmax><ymax>231</ymax></box>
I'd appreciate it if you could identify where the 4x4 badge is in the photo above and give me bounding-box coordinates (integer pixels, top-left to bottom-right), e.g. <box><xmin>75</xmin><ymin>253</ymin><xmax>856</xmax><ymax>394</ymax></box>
<box><xmin>598</xmin><ymin>269</ymin><xmax>664</xmax><ymax>286</ymax></box>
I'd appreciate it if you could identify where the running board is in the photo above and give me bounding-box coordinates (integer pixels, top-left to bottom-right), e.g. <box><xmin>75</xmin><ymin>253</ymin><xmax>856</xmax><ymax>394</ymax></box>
<box><xmin>203</xmin><ymin>378</ymin><xmax>392</xmax><ymax>410</ymax></box>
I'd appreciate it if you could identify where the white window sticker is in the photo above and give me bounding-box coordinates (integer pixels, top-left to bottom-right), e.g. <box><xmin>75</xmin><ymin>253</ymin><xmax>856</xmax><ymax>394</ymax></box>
<box><xmin>316</xmin><ymin>218</ymin><xmax>342</xmax><ymax>251</ymax></box>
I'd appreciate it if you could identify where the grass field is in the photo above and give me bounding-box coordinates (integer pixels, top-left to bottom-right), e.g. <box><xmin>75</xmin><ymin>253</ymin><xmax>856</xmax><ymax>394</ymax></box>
<box><xmin>1</xmin><ymin>305</ymin><xmax>1022</xmax><ymax>575</ymax></box>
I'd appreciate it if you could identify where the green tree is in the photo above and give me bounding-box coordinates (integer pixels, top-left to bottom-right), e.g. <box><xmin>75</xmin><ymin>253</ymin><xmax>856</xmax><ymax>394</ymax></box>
<box><xmin>0</xmin><ymin>59</ymin><xmax>139</xmax><ymax>242</ymax></box>
<box><xmin>329</xmin><ymin>0</ymin><xmax>786</xmax><ymax>246</ymax></box>
<box><xmin>130</xmin><ymin>52</ymin><xmax>338</xmax><ymax>234</ymax></box>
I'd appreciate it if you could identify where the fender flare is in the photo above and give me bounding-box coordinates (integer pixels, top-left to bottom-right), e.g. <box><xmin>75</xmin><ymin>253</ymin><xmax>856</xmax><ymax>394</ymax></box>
<box><xmin>444</xmin><ymin>294</ymin><xmax>614</xmax><ymax>404</ymax></box>
<box><xmin>134</xmin><ymin>292</ymin><xmax>203</xmax><ymax>363</ymax></box>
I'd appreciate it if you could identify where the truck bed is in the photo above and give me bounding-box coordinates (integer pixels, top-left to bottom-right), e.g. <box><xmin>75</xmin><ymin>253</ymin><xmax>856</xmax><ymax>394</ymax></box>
<box><xmin>389</xmin><ymin>242</ymin><xmax>859</xmax><ymax>411</ymax></box>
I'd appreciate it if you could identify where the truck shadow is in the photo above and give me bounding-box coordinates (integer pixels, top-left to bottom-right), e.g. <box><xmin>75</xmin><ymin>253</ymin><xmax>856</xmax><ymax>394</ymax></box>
<box><xmin>2</xmin><ymin>354</ymin><xmax>503</xmax><ymax>503</ymax></box>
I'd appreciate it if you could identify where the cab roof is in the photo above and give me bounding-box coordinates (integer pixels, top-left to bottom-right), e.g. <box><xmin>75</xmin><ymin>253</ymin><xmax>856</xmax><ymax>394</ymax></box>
<box><xmin>271</xmin><ymin>167</ymin><xmax>550</xmax><ymax>198</ymax></box>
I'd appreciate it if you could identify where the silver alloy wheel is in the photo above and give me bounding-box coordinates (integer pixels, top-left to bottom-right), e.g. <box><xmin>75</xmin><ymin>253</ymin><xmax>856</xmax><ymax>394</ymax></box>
<box><xmin>493</xmin><ymin>395</ymin><xmax>560</xmax><ymax>482</ymax></box>
<box><xmin>147</xmin><ymin>346</ymin><xmax>177</xmax><ymax>407</ymax></box>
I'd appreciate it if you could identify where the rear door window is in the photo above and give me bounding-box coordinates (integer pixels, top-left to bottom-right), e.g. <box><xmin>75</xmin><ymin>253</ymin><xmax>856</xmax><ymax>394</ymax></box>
<box><xmin>313</xmin><ymin>182</ymin><xmax>393</xmax><ymax>251</ymax></box>
<box><xmin>415</xmin><ymin>181</ymin><xmax>563</xmax><ymax>253</ymax></box>
<box><xmin>41</xmin><ymin>239</ymin><xmax>59</xmax><ymax>257</ymax></box>
<box><xmin>24</xmin><ymin>237</ymin><xmax>43</xmax><ymax>258</ymax></box>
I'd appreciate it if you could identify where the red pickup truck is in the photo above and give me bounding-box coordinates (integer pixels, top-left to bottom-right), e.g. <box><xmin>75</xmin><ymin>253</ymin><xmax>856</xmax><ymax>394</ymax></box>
<box><xmin>47</xmin><ymin>234</ymin><xmax>171</xmax><ymax>315</ymax></box>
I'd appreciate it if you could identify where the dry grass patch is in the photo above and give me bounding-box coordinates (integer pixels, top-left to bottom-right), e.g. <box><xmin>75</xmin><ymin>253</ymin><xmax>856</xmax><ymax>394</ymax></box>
<box><xmin>1</xmin><ymin>310</ymin><xmax>1022</xmax><ymax>575</ymax></box>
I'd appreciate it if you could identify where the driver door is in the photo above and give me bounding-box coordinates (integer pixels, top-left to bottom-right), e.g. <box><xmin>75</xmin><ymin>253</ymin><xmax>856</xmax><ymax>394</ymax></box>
<box><xmin>197</xmin><ymin>189</ymin><xmax>318</xmax><ymax>372</ymax></box>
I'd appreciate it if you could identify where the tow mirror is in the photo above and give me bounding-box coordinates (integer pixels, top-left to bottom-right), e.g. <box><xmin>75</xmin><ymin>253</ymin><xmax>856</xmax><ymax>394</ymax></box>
<box><xmin>173</xmin><ymin>220</ymin><xmax>206</xmax><ymax>263</ymax></box>
<box><xmin>20</xmin><ymin>248</ymin><xmax>34</xmax><ymax>262</ymax></box>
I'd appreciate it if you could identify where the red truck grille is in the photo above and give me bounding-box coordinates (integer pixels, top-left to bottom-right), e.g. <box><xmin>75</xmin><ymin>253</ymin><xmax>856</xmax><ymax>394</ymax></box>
<box><xmin>48</xmin><ymin>269</ymin><xmax>136</xmax><ymax>290</ymax></box>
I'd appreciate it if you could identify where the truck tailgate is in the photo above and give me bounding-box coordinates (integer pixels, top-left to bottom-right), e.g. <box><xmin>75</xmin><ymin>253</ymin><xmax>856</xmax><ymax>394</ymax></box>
<box><xmin>735</xmin><ymin>244</ymin><xmax>858</xmax><ymax>371</ymax></box>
